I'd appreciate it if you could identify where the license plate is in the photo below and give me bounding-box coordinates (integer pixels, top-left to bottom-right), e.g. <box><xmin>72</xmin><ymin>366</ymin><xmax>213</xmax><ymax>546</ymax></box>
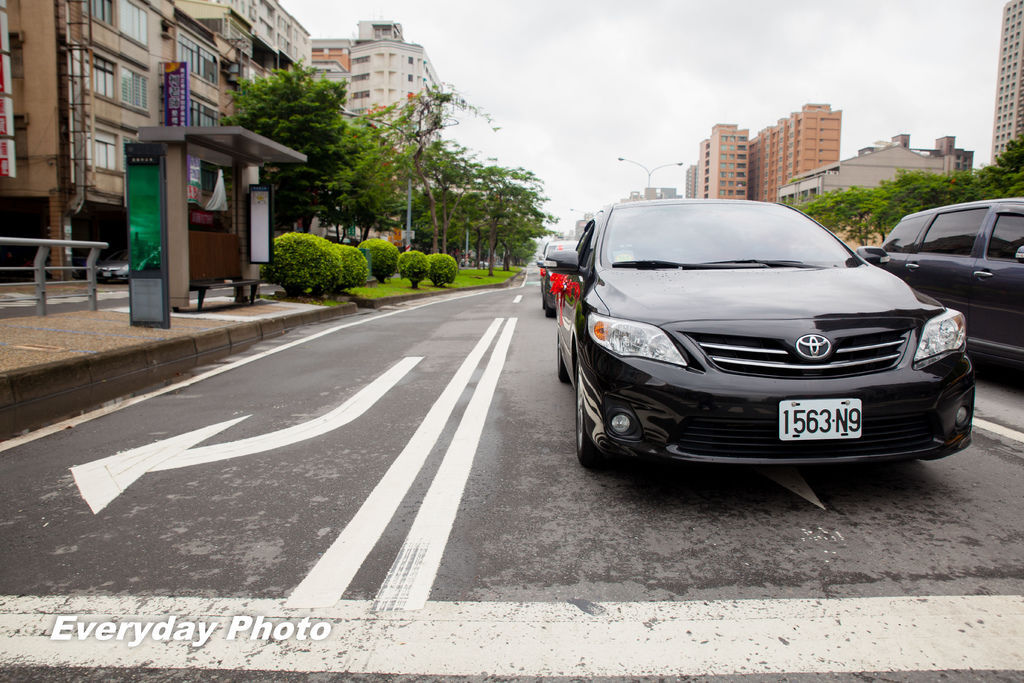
<box><xmin>779</xmin><ymin>398</ymin><xmax>862</xmax><ymax>441</ymax></box>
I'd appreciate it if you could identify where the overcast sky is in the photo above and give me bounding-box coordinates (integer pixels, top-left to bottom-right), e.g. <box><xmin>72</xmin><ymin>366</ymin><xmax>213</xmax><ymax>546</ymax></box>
<box><xmin>285</xmin><ymin>0</ymin><xmax>1009</xmax><ymax>236</ymax></box>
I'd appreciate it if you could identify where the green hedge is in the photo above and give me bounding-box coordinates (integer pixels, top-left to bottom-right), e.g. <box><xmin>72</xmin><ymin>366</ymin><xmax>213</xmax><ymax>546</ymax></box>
<box><xmin>427</xmin><ymin>253</ymin><xmax>458</xmax><ymax>287</ymax></box>
<box><xmin>332</xmin><ymin>244</ymin><xmax>369</xmax><ymax>291</ymax></box>
<box><xmin>261</xmin><ymin>233</ymin><xmax>342</xmax><ymax>297</ymax></box>
<box><xmin>397</xmin><ymin>249</ymin><xmax>429</xmax><ymax>288</ymax></box>
<box><xmin>358</xmin><ymin>238</ymin><xmax>399</xmax><ymax>284</ymax></box>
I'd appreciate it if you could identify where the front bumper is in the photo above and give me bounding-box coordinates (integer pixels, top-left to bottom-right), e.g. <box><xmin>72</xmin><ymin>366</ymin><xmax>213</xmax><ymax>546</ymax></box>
<box><xmin>578</xmin><ymin>346</ymin><xmax>975</xmax><ymax>465</ymax></box>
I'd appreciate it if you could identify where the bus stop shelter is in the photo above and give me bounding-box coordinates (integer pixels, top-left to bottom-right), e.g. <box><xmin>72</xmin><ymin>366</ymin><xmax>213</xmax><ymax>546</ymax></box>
<box><xmin>136</xmin><ymin>126</ymin><xmax>306</xmax><ymax>310</ymax></box>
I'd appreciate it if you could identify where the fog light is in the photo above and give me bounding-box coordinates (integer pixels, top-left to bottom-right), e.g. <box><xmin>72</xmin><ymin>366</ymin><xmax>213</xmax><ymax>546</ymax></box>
<box><xmin>609</xmin><ymin>413</ymin><xmax>632</xmax><ymax>434</ymax></box>
<box><xmin>955</xmin><ymin>405</ymin><xmax>971</xmax><ymax>428</ymax></box>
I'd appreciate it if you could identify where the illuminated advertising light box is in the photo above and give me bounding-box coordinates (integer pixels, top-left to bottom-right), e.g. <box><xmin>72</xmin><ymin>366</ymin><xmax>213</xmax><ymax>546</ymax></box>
<box><xmin>249</xmin><ymin>184</ymin><xmax>273</xmax><ymax>264</ymax></box>
<box><xmin>125</xmin><ymin>143</ymin><xmax>170</xmax><ymax>328</ymax></box>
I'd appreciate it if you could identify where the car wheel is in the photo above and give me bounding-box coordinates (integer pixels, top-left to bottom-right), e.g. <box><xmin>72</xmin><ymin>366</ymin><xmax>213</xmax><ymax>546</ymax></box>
<box><xmin>557</xmin><ymin>338</ymin><xmax>570</xmax><ymax>383</ymax></box>
<box><xmin>575</xmin><ymin>364</ymin><xmax>605</xmax><ymax>469</ymax></box>
<box><xmin>544</xmin><ymin>301</ymin><xmax>556</xmax><ymax>318</ymax></box>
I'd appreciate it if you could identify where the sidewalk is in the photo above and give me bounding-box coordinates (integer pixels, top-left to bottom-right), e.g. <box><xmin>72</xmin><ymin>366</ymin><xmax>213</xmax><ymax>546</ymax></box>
<box><xmin>0</xmin><ymin>295</ymin><xmax>359</xmax><ymax>441</ymax></box>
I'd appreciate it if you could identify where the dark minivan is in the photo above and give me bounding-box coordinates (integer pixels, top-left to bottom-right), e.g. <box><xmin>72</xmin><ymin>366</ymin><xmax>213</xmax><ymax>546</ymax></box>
<box><xmin>877</xmin><ymin>198</ymin><xmax>1024</xmax><ymax>369</ymax></box>
<box><xmin>546</xmin><ymin>200</ymin><xmax>974</xmax><ymax>469</ymax></box>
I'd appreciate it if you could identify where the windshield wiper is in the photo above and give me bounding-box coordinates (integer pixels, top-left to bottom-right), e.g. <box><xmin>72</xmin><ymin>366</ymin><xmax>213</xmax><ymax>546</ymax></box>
<box><xmin>611</xmin><ymin>260</ymin><xmax>689</xmax><ymax>269</ymax></box>
<box><xmin>701</xmin><ymin>259</ymin><xmax>819</xmax><ymax>269</ymax></box>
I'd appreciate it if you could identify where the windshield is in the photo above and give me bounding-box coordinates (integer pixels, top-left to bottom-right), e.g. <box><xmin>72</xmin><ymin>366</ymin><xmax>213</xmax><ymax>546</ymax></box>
<box><xmin>602</xmin><ymin>202</ymin><xmax>854</xmax><ymax>268</ymax></box>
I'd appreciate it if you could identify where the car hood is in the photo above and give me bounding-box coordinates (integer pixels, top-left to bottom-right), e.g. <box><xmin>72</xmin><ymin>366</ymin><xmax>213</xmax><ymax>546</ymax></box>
<box><xmin>593</xmin><ymin>265</ymin><xmax>943</xmax><ymax>327</ymax></box>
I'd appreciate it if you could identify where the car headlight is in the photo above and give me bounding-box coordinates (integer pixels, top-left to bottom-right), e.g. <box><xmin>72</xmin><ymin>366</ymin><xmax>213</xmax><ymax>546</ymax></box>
<box><xmin>914</xmin><ymin>309</ymin><xmax>966</xmax><ymax>366</ymax></box>
<box><xmin>588</xmin><ymin>313</ymin><xmax>687</xmax><ymax>367</ymax></box>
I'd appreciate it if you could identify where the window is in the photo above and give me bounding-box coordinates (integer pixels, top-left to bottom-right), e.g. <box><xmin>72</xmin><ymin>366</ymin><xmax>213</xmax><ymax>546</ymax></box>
<box><xmin>120</xmin><ymin>67</ymin><xmax>147</xmax><ymax>109</ymax></box>
<box><xmin>119</xmin><ymin>0</ymin><xmax>147</xmax><ymax>44</ymax></box>
<box><xmin>407</xmin><ymin>74</ymin><xmax>413</xmax><ymax>82</ymax></box>
<box><xmin>93</xmin><ymin>56</ymin><xmax>115</xmax><ymax>98</ymax></box>
<box><xmin>353</xmin><ymin>56</ymin><xmax>370</xmax><ymax>64</ymax></box>
<box><xmin>190</xmin><ymin>99</ymin><xmax>218</xmax><ymax>127</ymax></box>
<box><xmin>919</xmin><ymin>208</ymin><xmax>988</xmax><ymax>256</ymax></box>
<box><xmin>408</xmin><ymin>56</ymin><xmax>414</xmax><ymax>65</ymax></box>
<box><xmin>882</xmin><ymin>214</ymin><xmax>930</xmax><ymax>253</ymax></box>
<box><xmin>352</xmin><ymin>90</ymin><xmax>370</xmax><ymax>99</ymax></box>
<box><xmin>352</xmin><ymin>73</ymin><xmax>369</xmax><ymax>81</ymax></box>
<box><xmin>92</xmin><ymin>131</ymin><xmax>117</xmax><ymax>170</ymax></box>
<box><xmin>988</xmin><ymin>213</ymin><xmax>1024</xmax><ymax>260</ymax></box>
<box><xmin>178</xmin><ymin>35</ymin><xmax>218</xmax><ymax>83</ymax></box>
<box><xmin>92</xmin><ymin>0</ymin><xmax>113</xmax><ymax>24</ymax></box>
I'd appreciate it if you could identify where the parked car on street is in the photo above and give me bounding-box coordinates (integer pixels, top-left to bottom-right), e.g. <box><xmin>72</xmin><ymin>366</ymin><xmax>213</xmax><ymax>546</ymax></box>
<box><xmin>538</xmin><ymin>240</ymin><xmax>577</xmax><ymax>317</ymax></box>
<box><xmin>96</xmin><ymin>250</ymin><xmax>130</xmax><ymax>282</ymax></box>
<box><xmin>869</xmin><ymin>198</ymin><xmax>1024</xmax><ymax>369</ymax></box>
<box><xmin>546</xmin><ymin>199</ymin><xmax>975</xmax><ymax>469</ymax></box>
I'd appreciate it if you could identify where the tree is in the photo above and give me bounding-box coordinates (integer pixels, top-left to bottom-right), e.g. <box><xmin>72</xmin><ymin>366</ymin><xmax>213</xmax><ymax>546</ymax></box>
<box><xmin>978</xmin><ymin>135</ymin><xmax>1024</xmax><ymax>197</ymax></box>
<box><xmin>224</xmin><ymin>64</ymin><xmax>380</xmax><ymax>232</ymax></box>
<box><xmin>474</xmin><ymin>165</ymin><xmax>549</xmax><ymax>275</ymax></box>
<box><xmin>420</xmin><ymin>141</ymin><xmax>480</xmax><ymax>254</ymax></box>
<box><xmin>371</xmin><ymin>86</ymin><xmax>489</xmax><ymax>253</ymax></box>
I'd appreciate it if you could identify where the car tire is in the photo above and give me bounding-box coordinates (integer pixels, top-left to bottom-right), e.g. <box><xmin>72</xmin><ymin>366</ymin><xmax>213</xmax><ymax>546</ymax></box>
<box><xmin>544</xmin><ymin>302</ymin><xmax>556</xmax><ymax>318</ymax></box>
<box><xmin>575</xmin><ymin>364</ymin><xmax>605</xmax><ymax>469</ymax></box>
<box><xmin>557</xmin><ymin>339</ymin><xmax>571</xmax><ymax>384</ymax></box>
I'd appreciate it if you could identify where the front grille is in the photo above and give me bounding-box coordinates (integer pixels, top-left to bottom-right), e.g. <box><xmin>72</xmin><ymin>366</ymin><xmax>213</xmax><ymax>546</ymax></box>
<box><xmin>688</xmin><ymin>330</ymin><xmax>909</xmax><ymax>378</ymax></box>
<box><xmin>672</xmin><ymin>413</ymin><xmax>936</xmax><ymax>460</ymax></box>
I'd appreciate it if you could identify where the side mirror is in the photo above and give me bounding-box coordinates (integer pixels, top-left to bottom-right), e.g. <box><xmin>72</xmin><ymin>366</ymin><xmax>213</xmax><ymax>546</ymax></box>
<box><xmin>856</xmin><ymin>246</ymin><xmax>891</xmax><ymax>266</ymax></box>
<box><xmin>544</xmin><ymin>249</ymin><xmax>580</xmax><ymax>274</ymax></box>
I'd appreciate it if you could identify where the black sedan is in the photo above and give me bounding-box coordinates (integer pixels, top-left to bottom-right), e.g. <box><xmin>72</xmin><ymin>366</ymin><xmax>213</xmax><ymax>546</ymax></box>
<box><xmin>545</xmin><ymin>200</ymin><xmax>975</xmax><ymax>468</ymax></box>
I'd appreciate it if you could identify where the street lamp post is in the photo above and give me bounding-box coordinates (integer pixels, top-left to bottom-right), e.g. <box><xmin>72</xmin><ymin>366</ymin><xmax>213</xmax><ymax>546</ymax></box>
<box><xmin>617</xmin><ymin>157</ymin><xmax>684</xmax><ymax>190</ymax></box>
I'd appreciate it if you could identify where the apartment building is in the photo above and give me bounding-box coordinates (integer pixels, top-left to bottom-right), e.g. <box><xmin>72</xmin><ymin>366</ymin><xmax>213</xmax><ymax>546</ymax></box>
<box><xmin>697</xmin><ymin>124</ymin><xmax>749</xmax><ymax>199</ymax></box>
<box><xmin>747</xmin><ymin>103</ymin><xmax>841</xmax><ymax>202</ymax></box>
<box><xmin>313</xmin><ymin>21</ymin><xmax>440</xmax><ymax>115</ymax></box>
<box><xmin>994</xmin><ymin>0</ymin><xmax>1024</xmax><ymax>160</ymax></box>
<box><xmin>778</xmin><ymin>134</ymin><xmax>975</xmax><ymax>203</ymax></box>
<box><xmin>202</xmin><ymin>0</ymin><xmax>309</xmax><ymax>68</ymax></box>
<box><xmin>0</xmin><ymin>0</ymin><xmax>307</xmax><ymax>263</ymax></box>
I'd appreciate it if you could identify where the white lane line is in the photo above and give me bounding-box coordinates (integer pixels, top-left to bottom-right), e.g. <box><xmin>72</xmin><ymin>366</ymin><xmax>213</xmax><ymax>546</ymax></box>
<box><xmin>0</xmin><ymin>288</ymin><xmax>500</xmax><ymax>454</ymax></box>
<box><xmin>374</xmin><ymin>318</ymin><xmax>518</xmax><ymax>612</ymax></box>
<box><xmin>285</xmin><ymin>319</ymin><xmax>505</xmax><ymax>609</ymax></box>
<box><xmin>1</xmin><ymin>594</ymin><xmax>1021</xmax><ymax>675</ymax></box>
<box><xmin>975</xmin><ymin>418</ymin><xmax>1024</xmax><ymax>450</ymax></box>
<box><xmin>512</xmin><ymin>294</ymin><xmax>522</xmax><ymax>304</ymax></box>
<box><xmin>70</xmin><ymin>357</ymin><xmax>421</xmax><ymax>514</ymax></box>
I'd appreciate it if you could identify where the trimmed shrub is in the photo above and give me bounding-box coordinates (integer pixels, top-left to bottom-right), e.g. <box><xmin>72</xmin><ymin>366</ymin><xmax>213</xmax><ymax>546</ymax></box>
<box><xmin>332</xmin><ymin>244</ymin><xmax>369</xmax><ymax>292</ymax></box>
<box><xmin>358</xmin><ymin>238</ymin><xmax>399</xmax><ymax>284</ymax></box>
<box><xmin>427</xmin><ymin>253</ymin><xmax>458</xmax><ymax>287</ymax></box>
<box><xmin>397</xmin><ymin>250</ymin><xmax>429</xmax><ymax>288</ymax></box>
<box><xmin>261</xmin><ymin>232</ymin><xmax>342</xmax><ymax>297</ymax></box>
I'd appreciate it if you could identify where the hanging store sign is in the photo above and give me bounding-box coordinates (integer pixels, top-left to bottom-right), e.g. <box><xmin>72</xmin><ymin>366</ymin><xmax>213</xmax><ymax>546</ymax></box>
<box><xmin>0</xmin><ymin>54</ymin><xmax>10</xmax><ymax>96</ymax></box>
<box><xmin>163</xmin><ymin>62</ymin><xmax>190</xmax><ymax>127</ymax></box>
<box><xmin>0</xmin><ymin>96</ymin><xmax>11</xmax><ymax>136</ymax></box>
<box><xmin>0</xmin><ymin>137</ymin><xmax>14</xmax><ymax>178</ymax></box>
<box><xmin>187</xmin><ymin>155</ymin><xmax>201</xmax><ymax>203</ymax></box>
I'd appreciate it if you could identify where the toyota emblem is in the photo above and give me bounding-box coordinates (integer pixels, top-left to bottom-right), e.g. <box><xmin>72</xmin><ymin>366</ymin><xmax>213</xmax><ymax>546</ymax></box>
<box><xmin>795</xmin><ymin>334</ymin><xmax>832</xmax><ymax>360</ymax></box>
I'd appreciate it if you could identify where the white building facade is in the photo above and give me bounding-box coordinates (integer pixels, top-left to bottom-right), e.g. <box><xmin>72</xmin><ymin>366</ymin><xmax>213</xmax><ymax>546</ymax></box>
<box><xmin>994</xmin><ymin>0</ymin><xmax>1024</xmax><ymax>160</ymax></box>
<box><xmin>313</xmin><ymin>21</ymin><xmax>439</xmax><ymax>114</ymax></box>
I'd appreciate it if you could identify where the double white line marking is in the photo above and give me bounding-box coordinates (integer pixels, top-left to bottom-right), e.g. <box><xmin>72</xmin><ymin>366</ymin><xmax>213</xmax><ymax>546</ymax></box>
<box><xmin>287</xmin><ymin>317</ymin><xmax>518</xmax><ymax>610</ymax></box>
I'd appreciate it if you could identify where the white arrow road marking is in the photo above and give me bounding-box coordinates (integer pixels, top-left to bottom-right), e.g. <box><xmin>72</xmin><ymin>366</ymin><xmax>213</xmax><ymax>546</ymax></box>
<box><xmin>374</xmin><ymin>318</ymin><xmax>518</xmax><ymax>611</ymax></box>
<box><xmin>1</xmin><ymin>594</ymin><xmax>1022</xmax><ymax>675</ymax></box>
<box><xmin>70</xmin><ymin>357</ymin><xmax>422</xmax><ymax>514</ymax></box>
<box><xmin>70</xmin><ymin>417</ymin><xmax>250</xmax><ymax>514</ymax></box>
<box><xmin>512</xmin><ymin>294</ymin><xmax>522</xmax><ymax>303</ymax></box>
<box><xmin>286</xmin><ymin>319</ymin><xmax>505</xmax><ymax>609</ymax></box>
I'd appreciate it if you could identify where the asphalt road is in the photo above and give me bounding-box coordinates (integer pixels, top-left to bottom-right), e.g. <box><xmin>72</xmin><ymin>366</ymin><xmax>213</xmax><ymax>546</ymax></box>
<box><xmin>0</xmin><ymin>268</ymin><xmax>1021</xmax><ymax>679</ymax></box>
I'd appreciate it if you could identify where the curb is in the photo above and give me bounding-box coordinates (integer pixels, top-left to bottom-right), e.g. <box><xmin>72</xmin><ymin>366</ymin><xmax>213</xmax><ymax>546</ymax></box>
<box><xmin>0</xmin><ymin>302</ymin><xmax>358</xmax><ymax>440</ymax></box>
<box><xmin>348</xmin><ymin>270</ymin><xmax>526</xmax><ymax>309</ymax></box>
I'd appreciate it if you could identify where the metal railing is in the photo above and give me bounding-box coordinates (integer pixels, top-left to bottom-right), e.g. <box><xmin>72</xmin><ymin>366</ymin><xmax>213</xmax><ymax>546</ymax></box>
<box><xmin>0</xmin><ymin>237</ymin><xmax>110</xmax><ymax>316</ymax></box>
